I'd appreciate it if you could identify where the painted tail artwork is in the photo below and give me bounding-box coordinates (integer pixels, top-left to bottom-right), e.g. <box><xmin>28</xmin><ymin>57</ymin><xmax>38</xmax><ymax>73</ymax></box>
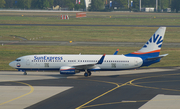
<box><xmin>125</xmin><ymin>27</ymin><xmax>168</xmax><ymax>66</ymax></box>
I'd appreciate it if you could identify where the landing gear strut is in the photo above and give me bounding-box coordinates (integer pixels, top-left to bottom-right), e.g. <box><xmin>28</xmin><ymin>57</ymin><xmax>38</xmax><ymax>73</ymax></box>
<box><xmin>23</xmin><ymin>71</ymin><xmax>27</xmax><ymax>75</ymax></box>
<box><xmin>84</xmin><ymin>70</ymin><xmax>91</xmax><ymax>77</ymax></box>
<box><xmin>88</xmin><ymin>71</ymin><xmax>91</xmax><ymax>76</ymax></box>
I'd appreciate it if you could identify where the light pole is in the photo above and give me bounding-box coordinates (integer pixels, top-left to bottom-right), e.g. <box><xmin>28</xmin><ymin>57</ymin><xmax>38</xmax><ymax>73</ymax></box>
<box><xmin>139</xmin><ymin>0</ymin><xmax>141</xmax><ymax>11</ymax></box>
<box><xmin>156</xmin><ymin>0</ymin><xmax>158</xmax><ymax>12</ymax></box>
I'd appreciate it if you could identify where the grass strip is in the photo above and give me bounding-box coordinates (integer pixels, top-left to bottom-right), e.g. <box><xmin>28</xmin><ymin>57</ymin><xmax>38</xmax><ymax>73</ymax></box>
<box><xmin>1</xmin><ymin>26</ymin><xmax>180</xmax><ymax>43</ymax></box>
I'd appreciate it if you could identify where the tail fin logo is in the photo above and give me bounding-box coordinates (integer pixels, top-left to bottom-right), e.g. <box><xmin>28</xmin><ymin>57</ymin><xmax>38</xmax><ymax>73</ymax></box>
<box><xmin>143</xmin><ymin>34</ymin><xmax>163</xmax><ymax>48</ymax></box>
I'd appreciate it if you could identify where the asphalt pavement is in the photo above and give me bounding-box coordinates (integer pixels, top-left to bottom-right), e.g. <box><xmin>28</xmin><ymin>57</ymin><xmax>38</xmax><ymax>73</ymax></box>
<box><xmin>1</xmin><ymin>67</ymin><xmax>180</xmax><ymax>109</ymax></box>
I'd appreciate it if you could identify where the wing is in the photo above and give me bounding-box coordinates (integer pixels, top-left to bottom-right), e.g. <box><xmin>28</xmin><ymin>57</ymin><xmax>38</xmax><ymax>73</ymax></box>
<box><xmin>71</xmin><ymin>54</ymin><xmax>105</xmax><ymax>69</ymax></box>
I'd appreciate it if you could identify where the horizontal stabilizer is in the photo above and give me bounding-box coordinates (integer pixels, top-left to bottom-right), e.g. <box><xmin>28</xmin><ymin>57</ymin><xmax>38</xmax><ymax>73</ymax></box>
<box><xmin>146</xmin><ymin>54</ymin><xmax>168</xmax><ymax>60</ymax></box>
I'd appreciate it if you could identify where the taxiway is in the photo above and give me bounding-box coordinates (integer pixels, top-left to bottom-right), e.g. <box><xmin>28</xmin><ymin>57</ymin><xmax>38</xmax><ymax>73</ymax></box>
<box><xmin>1</xmin><ymin>67</ymin><xmax>180</xmax><ymax>109</ymax></box>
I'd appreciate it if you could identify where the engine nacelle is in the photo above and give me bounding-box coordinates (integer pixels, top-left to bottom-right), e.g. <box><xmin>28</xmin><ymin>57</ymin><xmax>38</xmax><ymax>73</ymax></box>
<box><xmin>60</xmin><ymin>66</ymin><xmax>79</xmax><ymax>74</ymax></box>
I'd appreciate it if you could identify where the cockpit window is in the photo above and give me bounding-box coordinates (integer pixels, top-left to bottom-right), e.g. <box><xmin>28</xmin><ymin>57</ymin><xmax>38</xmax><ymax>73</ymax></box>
<box><xmin>15</xmin><ymin>59</ymin><xmax>21</xmax><ymax>61</ymax></box>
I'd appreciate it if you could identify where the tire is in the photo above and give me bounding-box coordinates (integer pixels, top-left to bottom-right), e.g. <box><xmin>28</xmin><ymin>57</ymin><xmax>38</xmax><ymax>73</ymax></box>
<box><xmin>84</xmin><ymin>72</ymin><xmax>89</xmax><ymax>77</ymax></box>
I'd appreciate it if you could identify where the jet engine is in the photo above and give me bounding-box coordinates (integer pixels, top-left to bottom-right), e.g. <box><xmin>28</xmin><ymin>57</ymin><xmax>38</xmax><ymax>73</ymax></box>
<box><xmin>60</xmin><ymin>66</ymin><xmax>80</xmax><ymax>74</ymax></box>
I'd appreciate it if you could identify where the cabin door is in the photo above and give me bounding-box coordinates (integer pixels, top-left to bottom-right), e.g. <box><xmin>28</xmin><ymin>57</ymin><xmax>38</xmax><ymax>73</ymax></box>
<box><xmin>26</xmin><ymin>59</ymin><xmax>30</xmax><ymax>65</ymax></box>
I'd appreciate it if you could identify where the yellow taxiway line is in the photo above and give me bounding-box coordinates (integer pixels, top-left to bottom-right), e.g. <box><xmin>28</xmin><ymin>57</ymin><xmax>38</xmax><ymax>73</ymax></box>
<box><xmin>75</xmin><ymin>79</ymin><xmax>129</xmax><ymax>109</ymax></box>
<box><xmin>76</xmin><ymin>73</ymin><xmax>180</xmax><ymax>109</ymax></box>
<box><xmin>0</xmin><ymin>81</ymin><xmax>34</xmax><ymax>106</ymax></box>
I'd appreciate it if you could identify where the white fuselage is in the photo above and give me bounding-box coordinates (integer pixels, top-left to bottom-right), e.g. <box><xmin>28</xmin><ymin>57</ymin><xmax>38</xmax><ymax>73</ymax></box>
<box><xmin>9</xmin><ymin>54</ymin><xmax>143</xmax><ymax>71</ymax></box>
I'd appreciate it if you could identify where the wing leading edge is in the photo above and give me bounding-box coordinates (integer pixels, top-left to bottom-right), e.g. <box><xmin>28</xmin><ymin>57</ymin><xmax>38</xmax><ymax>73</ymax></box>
<box><xmin>70</xmin><ymin>54</ymin><xmax>106</xmax><ymax>69</ymax></box>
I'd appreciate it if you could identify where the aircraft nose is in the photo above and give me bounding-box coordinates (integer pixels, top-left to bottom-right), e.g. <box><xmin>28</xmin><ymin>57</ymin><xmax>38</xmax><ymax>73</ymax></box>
<box><xmin>9</xmin><ymin>61</ymin><xmax>15</xmax><ymax>68</ymax></box>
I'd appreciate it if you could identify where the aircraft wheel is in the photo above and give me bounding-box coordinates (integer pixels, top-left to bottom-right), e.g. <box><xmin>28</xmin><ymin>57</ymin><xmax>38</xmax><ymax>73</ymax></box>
<box><xmin>88</xmin><ymin>71</ymin><xmax>91</xmax><ymax>76</ymax></box>
<box><xmin>84</xmin><ymin>72</ymin><xmax>89</xmax><ymax>77</ymax></box>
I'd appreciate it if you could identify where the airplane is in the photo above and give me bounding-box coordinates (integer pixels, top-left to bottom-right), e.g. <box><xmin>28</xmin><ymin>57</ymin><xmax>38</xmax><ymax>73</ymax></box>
<box><xmin>9</xmin><ymin>27</ymin><xmax>168</xmax><ymax>77</ymax></box>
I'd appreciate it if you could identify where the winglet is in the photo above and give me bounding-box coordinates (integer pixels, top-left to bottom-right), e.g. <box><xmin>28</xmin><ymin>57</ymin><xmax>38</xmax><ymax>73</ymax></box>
<box><xmin>97</xmin><ymin>54</ymin><xmax>106</xmax><ymax>64</ymax></box>
<box><xmin>114</xmin><ymin>49</ymin><xmax>119</xmax><ymax>55</ymax></box>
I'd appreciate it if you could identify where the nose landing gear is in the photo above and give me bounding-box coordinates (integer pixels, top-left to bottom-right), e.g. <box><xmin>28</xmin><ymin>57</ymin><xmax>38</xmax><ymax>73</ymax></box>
<box><xmin>23</xmin><ymin>71</ymin><xmax>27</xmax><ymax>75</ymax></box>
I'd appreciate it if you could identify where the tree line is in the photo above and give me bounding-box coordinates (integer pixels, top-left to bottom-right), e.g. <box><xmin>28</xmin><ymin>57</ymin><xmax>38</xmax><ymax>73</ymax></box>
<box><xmin>0</xmin><ymin>0</ymin><xmax>179</xmax><ymax>12</ymax></box>
<box><xmin>0</xmin><ymin>0</ymin><xmax>85</xmax><ymax>10</ymax></box>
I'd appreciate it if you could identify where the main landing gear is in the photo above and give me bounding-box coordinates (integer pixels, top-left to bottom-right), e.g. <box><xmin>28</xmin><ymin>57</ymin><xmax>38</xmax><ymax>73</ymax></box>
<box><xmin>84</xmin><ymin>70</ymin><xmax>91</xmax><ymax>77</ymax></box>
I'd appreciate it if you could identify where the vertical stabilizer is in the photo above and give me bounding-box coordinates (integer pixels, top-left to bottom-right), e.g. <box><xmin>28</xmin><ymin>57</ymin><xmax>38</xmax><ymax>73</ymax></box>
<box><xmin>130</xmin><ymin>27</ymin><xmax>166</xmax><ymax>56</ymax></box>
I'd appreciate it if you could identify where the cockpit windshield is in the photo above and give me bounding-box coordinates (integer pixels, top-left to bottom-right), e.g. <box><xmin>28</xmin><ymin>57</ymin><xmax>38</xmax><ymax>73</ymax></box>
<box><xmin>15</xmin><ymin>59</ymin><xmax>21</xmax><ymax>61</ymax></box>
